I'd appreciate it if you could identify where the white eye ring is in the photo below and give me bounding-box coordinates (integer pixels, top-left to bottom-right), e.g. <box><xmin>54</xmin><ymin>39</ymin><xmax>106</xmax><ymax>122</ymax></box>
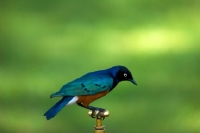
<box><xmin>124</xmin><ymin>73</ymin><xmax>127</xmax><ymax>77</ymax></box>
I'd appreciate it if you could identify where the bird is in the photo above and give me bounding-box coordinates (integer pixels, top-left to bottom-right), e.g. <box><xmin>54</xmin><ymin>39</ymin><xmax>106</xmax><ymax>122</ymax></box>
<box><xmin>44</xmin><ymin>65</ymin><xmax>137</xmax><ymax>120</ymax></box>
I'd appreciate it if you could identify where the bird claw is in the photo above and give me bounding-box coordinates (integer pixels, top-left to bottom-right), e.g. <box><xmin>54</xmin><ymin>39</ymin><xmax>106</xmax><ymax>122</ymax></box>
<box><xmin>90</xmin><ymin>108</ymin><xmax>106</xmax><ymax>119</ymax></box>
<box><xmin>90</xmin><ymin>110</ymin><xmax>96</xmax><ymax>118</ymax></box>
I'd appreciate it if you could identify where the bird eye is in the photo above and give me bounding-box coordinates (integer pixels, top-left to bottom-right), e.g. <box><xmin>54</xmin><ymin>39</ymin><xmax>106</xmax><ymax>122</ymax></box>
<box><xmin>124</xmin><ymin>73</ymin><xmax>127</xmax><ymax>77</ymax></box>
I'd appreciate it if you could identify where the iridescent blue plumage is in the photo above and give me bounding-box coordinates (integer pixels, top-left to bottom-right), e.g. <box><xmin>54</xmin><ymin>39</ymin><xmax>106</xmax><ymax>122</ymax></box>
<box><xmin>51</xmin><ymin>70</ymin><xmax>114</xmax><ymax>97</ymax></box>
<box><xmin>44</xmin><ymin>96</ymin><xmax>74</xmax><ymax>120</ymax></box>
<box><xmin>44</xmin><ymin>66</ymin><xmax>137</xmax><ymax>120</ymax></box>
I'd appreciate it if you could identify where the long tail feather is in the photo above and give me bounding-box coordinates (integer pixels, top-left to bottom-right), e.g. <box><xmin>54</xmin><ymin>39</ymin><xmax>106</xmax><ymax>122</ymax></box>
<box><xmin>44</xmin><ymin>96</ymin><xmax>74</xmax><ymax>120</ymax></box>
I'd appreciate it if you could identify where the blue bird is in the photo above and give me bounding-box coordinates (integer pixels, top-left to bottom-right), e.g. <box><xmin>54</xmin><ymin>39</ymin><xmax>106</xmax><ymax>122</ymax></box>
<box><xmin>44</xmin><ymin>66</ymin><xmax>137</xmax><ymax>120</ymax></box>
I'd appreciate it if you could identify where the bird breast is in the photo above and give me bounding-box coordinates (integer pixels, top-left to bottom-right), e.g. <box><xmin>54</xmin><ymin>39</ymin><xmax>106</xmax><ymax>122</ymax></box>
<box><xmin>76</xmin><ymin>89</ymin><xmax>110</xmax><ymax>107</ymax></box>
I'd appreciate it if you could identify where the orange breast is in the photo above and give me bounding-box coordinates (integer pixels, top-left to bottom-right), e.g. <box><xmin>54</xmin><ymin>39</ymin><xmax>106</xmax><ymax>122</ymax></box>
<box><xmin>76</xmin><ymin>89</ymin><xmax>110</xmax><ymax>107</ymax></box>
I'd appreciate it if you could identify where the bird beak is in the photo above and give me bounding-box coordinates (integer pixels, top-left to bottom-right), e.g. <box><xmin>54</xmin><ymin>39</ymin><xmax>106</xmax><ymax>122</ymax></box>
<box><xmin>129</xmin><ymin>79</ymin><xmax>137</xmax><ymax>86</ymax></box>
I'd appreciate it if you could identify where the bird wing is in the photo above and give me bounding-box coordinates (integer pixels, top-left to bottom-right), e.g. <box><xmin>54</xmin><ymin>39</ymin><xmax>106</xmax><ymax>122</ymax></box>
<box><xmin>51</xmin><ymin>74</ymin><xmax>113</xmax><ymax>97</ymax></box>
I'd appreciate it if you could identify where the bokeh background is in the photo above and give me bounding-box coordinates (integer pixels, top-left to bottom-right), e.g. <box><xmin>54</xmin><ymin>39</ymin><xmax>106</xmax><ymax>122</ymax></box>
<box><xmin>1</xmin><ymin>0</ymin><xmax>200</xmax><ymax>133</ymax></box>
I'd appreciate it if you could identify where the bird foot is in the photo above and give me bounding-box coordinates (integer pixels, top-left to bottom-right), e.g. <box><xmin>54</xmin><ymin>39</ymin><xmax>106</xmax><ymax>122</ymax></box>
<box><xmin>90</xmin><ymin>108</ymin><xmax>106</xmax><ymax>119</ymax></box>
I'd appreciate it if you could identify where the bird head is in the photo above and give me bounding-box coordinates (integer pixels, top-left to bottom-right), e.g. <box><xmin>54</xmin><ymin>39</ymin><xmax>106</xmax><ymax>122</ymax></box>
<box><xmin>110</xmin><ymin>66</ymin><xmax>137</xmax><ymax>85</ymax></box>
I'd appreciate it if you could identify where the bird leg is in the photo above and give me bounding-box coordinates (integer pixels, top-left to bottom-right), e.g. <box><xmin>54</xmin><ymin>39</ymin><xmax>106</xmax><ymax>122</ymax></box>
<box><xmin>77</xmin><ymin>103</ymin><xmax>106</xmax><ymax>119</ymax></box>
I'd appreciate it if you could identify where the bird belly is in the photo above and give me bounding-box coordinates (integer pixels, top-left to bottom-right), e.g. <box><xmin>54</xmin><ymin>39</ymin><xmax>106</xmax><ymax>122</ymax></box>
<box><xmin>66</xmin><ymin>96</ymin><xmax>78</xmax><ymax>106</ymax></box>
<box><xmin>76</xmin><ymin>89</ymin><xmax>109</xmax><ymax>107</ymax></box>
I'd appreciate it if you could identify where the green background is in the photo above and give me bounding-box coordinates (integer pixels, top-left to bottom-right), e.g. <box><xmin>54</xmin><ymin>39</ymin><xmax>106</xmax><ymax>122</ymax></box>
<box><xmin>1</xmin><ymin>0</ymin><xmax>200</xmax><ymax>133</ymax></box>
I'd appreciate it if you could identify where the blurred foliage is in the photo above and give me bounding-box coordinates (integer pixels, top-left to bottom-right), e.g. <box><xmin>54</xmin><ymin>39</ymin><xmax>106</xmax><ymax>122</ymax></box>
<box><xmin>0</xmin><ymin>0</ymin><xmax>200</xmax><ymax>133</ymax></box>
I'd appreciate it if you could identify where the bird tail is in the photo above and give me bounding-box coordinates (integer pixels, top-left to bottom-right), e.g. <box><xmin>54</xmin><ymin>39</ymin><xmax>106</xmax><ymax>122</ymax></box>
<box><xmin>44</xmin><ymin>96</ymin><xmax>74</xmax><ymax>120</ymax></box>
